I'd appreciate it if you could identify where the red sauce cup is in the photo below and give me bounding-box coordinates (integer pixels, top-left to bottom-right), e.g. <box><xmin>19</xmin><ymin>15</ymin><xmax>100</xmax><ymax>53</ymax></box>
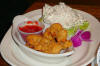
<box><xmin>18</xmin><ymin>21</ymin><xmax>45</xmax><ymax>41</ymax></box>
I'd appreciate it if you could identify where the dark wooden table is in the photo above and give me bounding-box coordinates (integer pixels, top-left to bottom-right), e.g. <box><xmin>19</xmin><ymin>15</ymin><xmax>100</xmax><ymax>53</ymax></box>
<box><xmin>0</xmin><ymin>2</ymin><xmax>100</xmax><ymax>66</ymax></box>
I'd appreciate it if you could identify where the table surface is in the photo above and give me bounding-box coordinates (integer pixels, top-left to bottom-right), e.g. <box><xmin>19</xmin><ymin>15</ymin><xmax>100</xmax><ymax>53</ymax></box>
<box><xmin>0</xmin><ymin>2</ymin><xmax>100</xmax><ymax>66</ymax></box>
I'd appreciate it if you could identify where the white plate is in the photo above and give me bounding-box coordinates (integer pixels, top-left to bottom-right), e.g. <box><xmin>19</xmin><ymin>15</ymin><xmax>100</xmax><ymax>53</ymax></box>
<box><xmin>97</xmin><ymin>46</ymin><xmax>100</xmax><ymax>65</ymax></box>
<box><xmin>0</xmin><ymin>9</ymin><xmax>100</xmax><ymax>66</ymax></box>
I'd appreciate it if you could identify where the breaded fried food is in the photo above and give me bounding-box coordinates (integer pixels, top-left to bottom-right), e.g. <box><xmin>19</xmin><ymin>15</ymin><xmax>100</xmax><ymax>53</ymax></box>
<box><xmin>61</xmin><ymin>40</ymin><xmax>72</xmax><ymax>49</ymax></box>
<box><xmin>33</xmin><ymin>44</ymin><xmax>43</xmax><ymax>51</ymax></box>
<box><xmin>40</xmin><ymin>38</ymin><xmax>53</xmax><ymax>52</ymax></box>
<box><xmin>40</xmin><ymin>37</ymin><xmax>50</xmax><ymax>45</ymax></box>
<box><xmin>25</xmin><ymin>43</ymin><xmax>34</xmax><ymax>48</ymax></box>
<box><xmin>34</xmin><ymin>37</ymin><xmax>50</xmax><ymax>52</ymax></box>
<box><xmin>56</xmin><ymin>29</ymin><xmax>67</xmax><ymax>42</ymax></box>
<box><xmin>50</xmin><ymin>23</ymin><xmax>63</xmax><ymax>37</ymax></box>
<box><xmin>43</xmin><ymin>28</ymin><xmax>54</xmax><ymax>40</ymax></box>
<box><xmin>47</xmin><ymin>42</ymin><xmax>63</xmax><ymax>54</ymax></box>
<box><xmin>26</xmin><ymin>34</ymin><xmax>42</xmax><ymax>46</ymax></box>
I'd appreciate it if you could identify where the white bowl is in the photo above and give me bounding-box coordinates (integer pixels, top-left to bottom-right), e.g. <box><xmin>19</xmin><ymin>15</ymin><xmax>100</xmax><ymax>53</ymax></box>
<box><xmin>12</xmin><ymin>15</ymin><xmax>74</xmax><ymax>63</ymax></box>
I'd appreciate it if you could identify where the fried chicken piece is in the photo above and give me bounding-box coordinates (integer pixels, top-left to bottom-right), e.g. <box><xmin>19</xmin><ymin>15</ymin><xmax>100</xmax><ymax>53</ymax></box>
<box><xmin>56</xmin><ymin>29</ymin><xmax>67</xmax><ymax>42</ymax></box>
<box><xmin>40</xmin><ymin>37</ymin><xmax>51</xmax><ymax>45</ymax></box>
<box><xmin>25</xmin><ymin>43</ymin><xmax>34</xmax><ymax>48</ymax></box>
<box><xmin>43</xmin><ymin>28</ymin><xmax>54</xmax><ymax>40</ymax></box>
<box><xmin>49</xmin><ymin>23</ymin><xmax>63</xmax><ymax>37</ymax></box>
<box><xmin>40</xmin><ymin>38</ymin><xmax>51</xmax><ymax>51</ymax></box>
<box><xmin>61</xmin><ymin>40</ymin><xmax>72</xmax><ymax>49</ymax></box>
<box><xmin>47</xmin><ymin>42</ymin><xmax>63</xmax><ymax>54</ymax></box>
<box><xmin>26</xmin><ymin>34</ymin><xmax>42</xmax><ymax>46</ymax></box>
<box><xmin>44</xmin><ymin>23</ymin><xmax>63</xmax><ymax>41</ymax></box>
<box><xmin>34</xmin><ymin>44</ymin><xmax>43</xmax><ymax>51</ymax></box>
<box><xmin>35</xmin><ymin>39</ymin><xmax>63</xmax><ymax>54</ymax></box>
<box><xmin>33</xmin><ymin>38</ymin><xmax>50</xmax><ymax>52</ymax></box>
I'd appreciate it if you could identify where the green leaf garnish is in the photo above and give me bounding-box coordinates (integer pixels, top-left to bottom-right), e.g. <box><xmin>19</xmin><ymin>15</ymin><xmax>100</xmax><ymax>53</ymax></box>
<box><xmin>79</xmin><ymin>21</ymin><xmax>89</xmax><ymax>30</ymax></box>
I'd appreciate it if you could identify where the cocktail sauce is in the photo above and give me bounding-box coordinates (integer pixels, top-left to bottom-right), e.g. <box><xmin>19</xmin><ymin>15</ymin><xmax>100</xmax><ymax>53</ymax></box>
<box><xmin>19</xmin><ymin>25</ymin><xmax>42</xmax><ymax>33</ymax></box>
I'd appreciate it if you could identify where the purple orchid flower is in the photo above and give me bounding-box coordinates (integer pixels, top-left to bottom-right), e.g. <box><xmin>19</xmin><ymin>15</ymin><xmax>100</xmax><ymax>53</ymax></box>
<box><xmin>71</xmin><ymin>30</ymin><xmax>91</xmax><ymax>47</ymax></box>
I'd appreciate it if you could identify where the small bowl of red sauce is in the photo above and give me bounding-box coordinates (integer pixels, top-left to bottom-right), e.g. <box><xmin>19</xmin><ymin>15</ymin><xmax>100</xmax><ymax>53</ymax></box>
<box><xmin>18</xmin><ymin>21</ymin><xmax>45</xmax><ymax>41</ymax></box>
